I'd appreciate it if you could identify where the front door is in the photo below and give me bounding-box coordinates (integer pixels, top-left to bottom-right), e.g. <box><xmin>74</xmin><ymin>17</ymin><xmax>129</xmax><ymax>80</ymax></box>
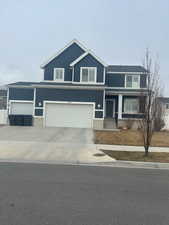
<box><xmin>106</xmin><ymin>100</ymin><xmax>115</xmax><ymax>118</ymax></box>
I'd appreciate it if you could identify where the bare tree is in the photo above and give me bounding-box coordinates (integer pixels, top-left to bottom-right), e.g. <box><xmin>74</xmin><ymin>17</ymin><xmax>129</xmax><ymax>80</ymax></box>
<box><xmin>139</xmin><ymin>49</ymin><xmax>163</xmax><ymax>156</ymax></box>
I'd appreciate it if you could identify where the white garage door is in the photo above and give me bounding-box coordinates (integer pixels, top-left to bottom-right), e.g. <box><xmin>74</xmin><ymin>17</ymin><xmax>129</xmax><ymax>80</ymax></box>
<box><xmin>10</xmin><ymin>102</ymin><xmax>33</xmax><ymax>115</ymax></box>
<box><xmin>44</xmin><ymin>102</ymin><xmax>94</xmax><ymax>128</ymax></box>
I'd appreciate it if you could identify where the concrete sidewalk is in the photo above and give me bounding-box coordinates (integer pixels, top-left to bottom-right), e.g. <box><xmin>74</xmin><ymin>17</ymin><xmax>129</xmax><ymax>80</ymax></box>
<box><xmin>0</xmin><ymin>141</ymin><xmax>114</xmax><ymax>164</ymax></box>
<box><xmin>96</xmin><ymin>144</ymin><xmax>169</xmax><ymax>152</ymax></box>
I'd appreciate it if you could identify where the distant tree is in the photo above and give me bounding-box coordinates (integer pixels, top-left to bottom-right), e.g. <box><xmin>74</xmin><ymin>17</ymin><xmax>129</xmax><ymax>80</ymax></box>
<box><xmin>139</xmin><ymin>49</ymin><xmax>164</xmax><ymax>156</ymax></box>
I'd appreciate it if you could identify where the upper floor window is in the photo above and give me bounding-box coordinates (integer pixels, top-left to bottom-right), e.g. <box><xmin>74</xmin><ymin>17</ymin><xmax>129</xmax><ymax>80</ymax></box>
<box><xmin>80</xmin><ymin>67</ymin><xmax>97</xmax><ymax>83</ymax></box>
<box><xmin>54</xmin><ymin>68</ymin><xmax>64</xmax><ymax>81</ymax></box>
<box><xmin>125</xmin><ymin>75</ymin><xmax>140</xmax><ymax>88</ymax></box>
<box><xmin>166</xmin><ymin>103</ymin><xmax>169</xmax><ymax>110</ymax></box>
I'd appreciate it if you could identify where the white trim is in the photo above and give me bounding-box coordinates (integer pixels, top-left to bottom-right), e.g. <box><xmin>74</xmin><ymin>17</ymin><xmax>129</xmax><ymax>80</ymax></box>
<box><xmin>70</xmin><ymin>50</ymin><xmax>107</xmax><ymax>67</ymax></box>
<box><xmin>105</xmin><ymin>87</ymin><xmax>147</xmax><ymax>90</ymax></box>
<box><xmin>42</xmin><ymin>80</ymin><xmax>71</xmax><ymax>83</ymax></box>
<box><xmin>72</xmin><ymin>67</ymin><xmax>75</xmax><ymax>82</ymax></box>
<box><xmin>40</xmin><ymin>39</ymin><xmax>88</xmax><ymax>68</ymax></box>
<box><xmin>72</xmin><ymin>81</ymin><xmax>104</xmax><ymax>85</ymax></box>
<box><xmin>107</xmin><ymin>72</ymin><xmax>145</xmax><ymax>74</ymax></box>
<box><xmin>35</xmin><ymin>107</ymin><xmax>43</xmax><ymax>109</ymax></box>
<box><xmin>118</xmin><ymin>94</ymin><xmax>123</xmax><ymax>119</ymax></box>
<box><xmin>9</xmin><ymin>100</ymin><xmax>34</xmax><ymax>103</ymax></box>
<box><xmin>106</xmin><ymin>91</ymin><xmax>146</xmax><ymax>95</ymax></box>
<box><xmin>6</xmin><ymin>87</ymin><xmax>9</xmax><ymax>113</ymax></box>
<box><xmin>34</xmin><ymin>116</ymin><xmax>43</xmax><ymax>118</ymax></box>
<box><xmin>103</xmin><ymin>90</ymin><xmax>105</xmax><ymax>118</ymax></box>
<box><xmin>9</xmin><ymin>85</ymin><xmax>105</xmax><ymax>90</ymax></box>
<box><xmin>95</xmin><ymin>109</ymin><xmax>104</xmax><ymax>111</ymax></box>
<box><xmin>53</xmin><ymin>68</ymin><xmax>65</xmax><ymax>82</ymax></box>
<box><xmin>80</xmin><ymin>67</ymin><xmax>97</xmax><ymax>84</ymax></box>
<box><xmin>70</xmin><ymin>52</ymin><xmax>88</xmax><ymax>66</ymax></box>
<box><xmin>103</xmin><ymin>67</ymin><xmax>106</xmax><ymax>84</ymax></box>
<box><xmin>43</xmin><ymin>101</ymin><xmax>95</xmax><ymax>128</ymax></box>
<box><xmin>120</xmin><ymin>118</ymin><xmax>142</xmax><ymax>121</ymax></box>
<box><xmin>33</xmin><ymin>88</ymin><xmax>36</xmax><ymax>116</ymax></box>
<box><xmin>6</xmin><ymin>87</ymin><xmax>9</xmax><ymax>123</ymax></box>
<box><xmin>122</xmin><ymin>112</ymin><xmax>143</xmax><ymax>115</ymax></box>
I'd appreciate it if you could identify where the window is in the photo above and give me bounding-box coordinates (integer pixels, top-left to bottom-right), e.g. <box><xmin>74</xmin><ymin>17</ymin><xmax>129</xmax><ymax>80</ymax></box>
<box><xmin>0</xmin><ymin>96</ymin><xmax>7</xmax><ymax>109</ymax></box>
<box><xmin>126</xmin><ymin>75</ymin><xmax>140</xmax><ymax>88</ymax></box>
<box><xmin>54</xmin><ymin>68</ymin><xmax>64</xmax><ymax>81</ymax></box>
<box><xmin>124</xmin><ymin>98</ymin><xmax>139</xmax><ymax>113</ymax></box>
<box><xmin>166</xmin><ymin>103</ymin><xmax>169</xmax><ymax>109</ymax></box>
<box><xmin>80</xmin><ymin>67</ymin><xmax>97</xmax><ymax>83</ymax></box>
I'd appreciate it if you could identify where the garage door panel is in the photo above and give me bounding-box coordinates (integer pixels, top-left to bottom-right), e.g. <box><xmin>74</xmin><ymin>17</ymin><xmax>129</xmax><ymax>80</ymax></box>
<box><xmin>45</xmin><ymin>103</ymin><xmax>93</xmax><ymax>128</ymax></box>
<box><xmin>10</xmin><ymin>102</ymin><xmax>33</xmax><ymax>115</ymax></box>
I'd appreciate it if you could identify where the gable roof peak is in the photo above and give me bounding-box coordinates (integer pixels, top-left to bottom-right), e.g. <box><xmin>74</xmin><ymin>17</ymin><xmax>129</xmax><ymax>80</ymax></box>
<box><xmin>40</xmin><ymin>39</ymin><xmax>88</xmax><ymax>68</ymax></box>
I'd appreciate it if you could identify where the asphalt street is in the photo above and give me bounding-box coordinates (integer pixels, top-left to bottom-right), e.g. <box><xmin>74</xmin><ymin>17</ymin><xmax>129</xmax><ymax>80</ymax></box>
<box><xmin>0</xmin><ymin>163</ymin><xmax>169</xmax><ymax>225</ymax></box>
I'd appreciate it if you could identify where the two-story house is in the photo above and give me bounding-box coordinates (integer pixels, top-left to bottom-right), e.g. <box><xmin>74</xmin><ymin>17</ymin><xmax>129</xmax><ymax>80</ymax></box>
<box><xmin>7</xmin><ymin>39</ymin><xmax>147</xmax><ymax>129</ymax></box>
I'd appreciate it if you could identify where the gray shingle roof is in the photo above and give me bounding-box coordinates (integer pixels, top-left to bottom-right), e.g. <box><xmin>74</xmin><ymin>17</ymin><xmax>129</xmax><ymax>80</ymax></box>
<box><xmin>107</xmin><ymin>65</ymin><xmax>147</xmax><ymax>73</ymax></box>
<box><xmin>8</xmin><ymin>81</ymin><xmax>105</xmax><ymax>88</ymax></box>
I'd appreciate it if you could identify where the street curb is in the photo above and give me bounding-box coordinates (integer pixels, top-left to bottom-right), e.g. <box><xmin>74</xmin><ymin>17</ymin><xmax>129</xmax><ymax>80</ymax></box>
<box><xmin>95</xmin><ymin>160</ymin><xmax>169</xmax><ymax>170</ymax></box>
<box><xmin>0</xmin><ymin>159</ymin><xmax>169</xmax><ymax>170</ymax></box>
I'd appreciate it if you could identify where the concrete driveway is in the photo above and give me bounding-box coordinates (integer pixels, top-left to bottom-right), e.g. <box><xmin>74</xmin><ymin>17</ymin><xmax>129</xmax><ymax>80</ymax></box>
<box><xmin>0</xmin><ymin>126</ymin><xmax>112</xmax><ymax>163</ymax></box>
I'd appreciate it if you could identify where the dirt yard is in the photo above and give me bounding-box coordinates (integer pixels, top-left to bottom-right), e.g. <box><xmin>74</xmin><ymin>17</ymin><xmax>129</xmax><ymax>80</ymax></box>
<box><xmin>102</xmin><ymin>150</ymin><xmax>169</xmax><ymax>163</ymax></box>
<box><xmin>95</xmin><ymin>130</ymin><xmax>169</xmax><ymax>147</ymax></box>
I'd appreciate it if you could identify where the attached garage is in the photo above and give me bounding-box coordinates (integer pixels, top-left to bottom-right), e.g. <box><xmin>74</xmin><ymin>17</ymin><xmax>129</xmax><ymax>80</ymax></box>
<box><xmin>44</xmin><ymin>102</ymin><xmax>94</xmax><ymax>128</ymax></box>
<box><xmin>9</xmin><ymin>101</ymin><xmax>33</xmax><ymax>126</ymax></box>
<box><xmin>10</xmin><ymin>101</ymin><xmax>33</xmax><ymax>115</ymax></box>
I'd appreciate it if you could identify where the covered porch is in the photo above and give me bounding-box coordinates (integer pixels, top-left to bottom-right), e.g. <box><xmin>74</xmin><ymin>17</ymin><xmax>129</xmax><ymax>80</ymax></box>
<box><xmin>104</xmin><ymin>92</ymin><xmax>144</xmax><ymax>129</ymax></box>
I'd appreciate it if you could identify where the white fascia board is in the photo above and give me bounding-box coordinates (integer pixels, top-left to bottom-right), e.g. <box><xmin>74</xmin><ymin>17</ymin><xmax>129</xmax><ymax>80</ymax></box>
<box><xmin>31</xmin><ymin>85</ymin><xmax>105</xmax><ymax>90</ymax></box>
<box><xmin>40</xmin><ymin>39</ymin><xmax>88</xmax><ymax>68</ymax></box>
<box><xmin>70</xmin><ymin>50</ymin><xmax>107</xmax><ymax>67</ymax></box>
<box><xmin>70</xmin><ymin>52</ymin><xmax>89</xmax><ymax>66</ymax></box>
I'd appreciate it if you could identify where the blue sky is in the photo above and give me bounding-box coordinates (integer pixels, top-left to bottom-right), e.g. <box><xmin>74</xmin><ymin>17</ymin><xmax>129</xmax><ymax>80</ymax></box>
<box><xmin>0</xmin><ymin>0</ymin><xmax>169</xmax><ymax>95</ymax></box>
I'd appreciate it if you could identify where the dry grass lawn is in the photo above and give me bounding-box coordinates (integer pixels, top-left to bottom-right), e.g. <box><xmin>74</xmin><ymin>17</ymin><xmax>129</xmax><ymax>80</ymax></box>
<box><xmin>95</xmin><ymin>130</ymin><xmax>169</xmax><ymax>147</ymax></box>
<box><xmin>102</xmin><ymin>150</ymin><xmax>169</xmax><ymax>163</ymax></box>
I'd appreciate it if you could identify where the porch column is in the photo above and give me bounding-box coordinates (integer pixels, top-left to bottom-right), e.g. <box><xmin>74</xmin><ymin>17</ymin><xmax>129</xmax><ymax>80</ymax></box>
<box><xmin>118</xmin><ymin>94</ymin><xmax>123</xmax><ymax>119</ymax></box>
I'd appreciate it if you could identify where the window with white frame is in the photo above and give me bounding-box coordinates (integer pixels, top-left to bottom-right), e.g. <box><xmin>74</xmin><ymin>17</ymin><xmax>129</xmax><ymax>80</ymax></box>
<box><xmin>54</xmin><ymin>68</ymin><xmax>64</xmax><ymax>81</ymax></box>
<box><xmin>80</xmin><ymin>67</ymin><xmax>97</xmax><ymax>83</ymax></box>
<box><xmin>124</xmin><ymin>98</ymin><xmax>139</xmax><ymax>113</ymax></box>
<box><xmin>126</xmin><ymin>75</ymin><xmax>140</xmax><ymax>88</ymax></box>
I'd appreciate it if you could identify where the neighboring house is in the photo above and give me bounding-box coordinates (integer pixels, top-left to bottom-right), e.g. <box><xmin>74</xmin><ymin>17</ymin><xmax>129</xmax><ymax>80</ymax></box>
<box><xmin>0</xmin><ymin>87</ymin><xmax>7</xmax><ymax>125</ymax></box>
<box><xmin>7</xmin><ymin>39</ymin><xmax>147</xmax><ymax>129</ymax></box>
<box><xmin>159</xmin><ymin>97</ymin><xmax>169</xmax><ymax>130</ymax></box>
<box><xmin>0</xmin><ymin>89</ymin><xmax>7</xmax><ymax>110</ymax></box>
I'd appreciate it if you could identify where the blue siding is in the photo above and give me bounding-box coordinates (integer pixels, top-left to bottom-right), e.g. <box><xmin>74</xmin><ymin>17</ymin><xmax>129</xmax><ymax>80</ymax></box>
<box><xmin>44</xmin><ymin>43</ymin><xmax>85</xmax><ymax>81</ymax></box>
<box><xmin>35</xmin><ymin>88</ymin><xmax>104</xmax><ymax>118</ymax></box>
<box><xmin>9</xmin><ymin>88</ymin><xmax>34</xmax><ymax>101</ymax></box>
<box><xmin>106</xmin><ymin>73</ymin><xmax>147</xmax><ymax>88</ymax></box>
<box><xmin>74</xmin><ymin>54</ymin><xmax>104</xmax><ymax>83</ymax></box>
<box><xmin>106</xmin><ymin>74</ymin><xmax>124</xmax><ymax>87</ymax></box>
<box><xmin>140</xmin><ymin>74</ymin><xmax>147</xmax><ymax>88</ymax></box>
